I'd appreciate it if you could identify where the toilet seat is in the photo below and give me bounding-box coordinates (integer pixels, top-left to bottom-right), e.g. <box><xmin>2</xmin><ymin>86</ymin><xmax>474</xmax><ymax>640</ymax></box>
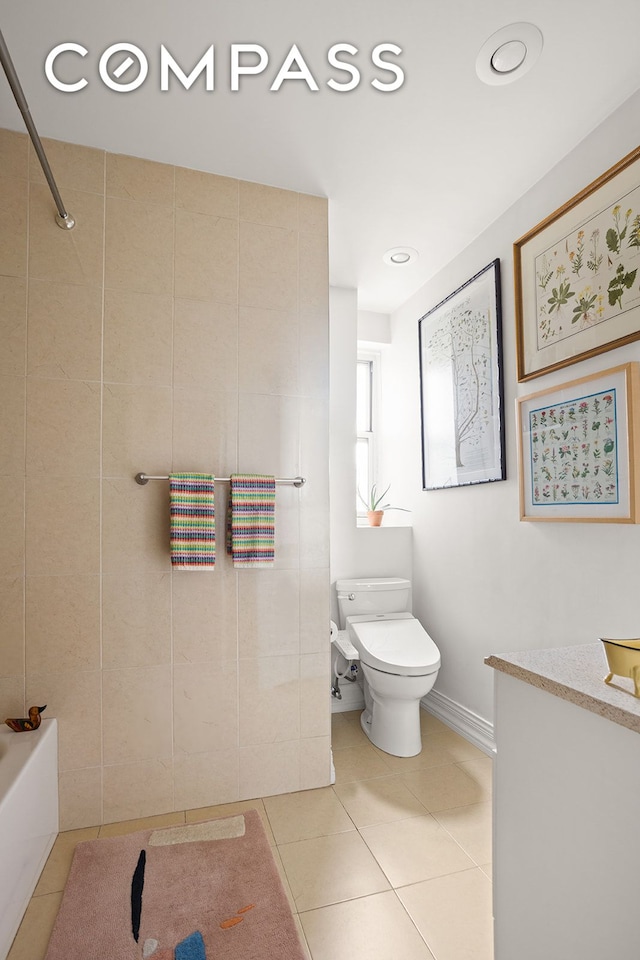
<box><xmin>347</xmin><ymin>613</ymin><xmax>440</xmax><ymax>677</ymax></box>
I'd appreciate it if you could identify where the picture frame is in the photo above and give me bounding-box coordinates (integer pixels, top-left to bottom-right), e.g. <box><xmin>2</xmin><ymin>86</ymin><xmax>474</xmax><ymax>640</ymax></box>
<box><xmin>418</xmin><ymin>259</ymin><xmax>505</xmax><ymax>490</ymax></box>
<box><xmin>516</xmin><ymin>362</ymin><xmax>640</xmax><ymax>523</ymax></box>
<box><xmin>515</xmin><ymin>145</ymin><xmax>640</xmax><ymax>382</ymax></box>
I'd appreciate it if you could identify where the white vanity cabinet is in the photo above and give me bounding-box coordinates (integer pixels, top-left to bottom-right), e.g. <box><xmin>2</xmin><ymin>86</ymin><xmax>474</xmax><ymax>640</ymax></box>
<box><xmin>486</xmin><ymin>644</ymin><xmax>640</xmax><ymax>960</ymax></box>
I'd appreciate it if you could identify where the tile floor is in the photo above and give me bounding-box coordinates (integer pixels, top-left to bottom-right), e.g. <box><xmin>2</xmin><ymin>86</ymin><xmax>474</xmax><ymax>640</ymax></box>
<box><xmin>7</xmin><ymin>710</ymin><xmax>494</xmax><ymax>960</ymax></box>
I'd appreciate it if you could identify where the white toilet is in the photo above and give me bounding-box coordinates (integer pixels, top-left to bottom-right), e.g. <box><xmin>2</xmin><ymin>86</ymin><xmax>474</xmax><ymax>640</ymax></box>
<box><xmin>336</xmin><ymin>578</ymin><xmax>440</xmax><ymax>757</ymax></box>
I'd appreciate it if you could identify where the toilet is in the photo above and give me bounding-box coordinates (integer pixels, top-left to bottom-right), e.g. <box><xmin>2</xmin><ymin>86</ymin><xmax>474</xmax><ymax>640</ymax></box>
<box><xmin>336</xmin><ymin>578</ymin><xmax>440</xmax><ymax>757</ymax></box>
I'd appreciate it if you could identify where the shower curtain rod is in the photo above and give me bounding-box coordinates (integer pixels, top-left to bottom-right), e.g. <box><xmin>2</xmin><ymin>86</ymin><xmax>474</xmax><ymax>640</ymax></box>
<box><xmin>135</xmin><ymin>473</ymin><xmax>306</xmax><ymax>487</ymax></box>
<box><xmin>0</xmin><ymin>27</ymin><xmax>75</xmax><ymax>230</ymax></box>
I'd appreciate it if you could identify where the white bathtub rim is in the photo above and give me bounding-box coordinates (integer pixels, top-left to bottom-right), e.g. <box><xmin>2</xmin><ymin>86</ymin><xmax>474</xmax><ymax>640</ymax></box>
<box><xmin>0</xmin><ymin>719</ymin><xmax>58</xmax><ymax>806</ymax></box>
<box><xmin>0</xmin><ymin>717</ymin><xmax>58</xmax><ymax>960</ymax></box>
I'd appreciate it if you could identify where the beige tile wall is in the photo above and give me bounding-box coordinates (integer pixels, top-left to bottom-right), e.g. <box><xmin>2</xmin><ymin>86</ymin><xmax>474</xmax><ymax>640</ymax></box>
<box><xmin>0</xmin><ymin>127</ymin><xmax>331</xmax><ymax>828</ymax></box>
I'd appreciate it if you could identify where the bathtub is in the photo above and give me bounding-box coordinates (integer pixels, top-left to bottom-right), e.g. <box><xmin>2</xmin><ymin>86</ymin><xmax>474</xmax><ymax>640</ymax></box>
<box><xmin>0</xmin><ymin>718</ymin><xmax>58</xmax><ymax>960</ymax></box>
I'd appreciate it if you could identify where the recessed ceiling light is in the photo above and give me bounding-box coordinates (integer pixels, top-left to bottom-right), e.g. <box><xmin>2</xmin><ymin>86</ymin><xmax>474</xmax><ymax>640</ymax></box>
<box><xmin>383</xmin><ymin>246</ymin><xmax>418</xmax><ymax>266</ymax></box>
<box><xmin>491</xmin><ymin>40</ymin><xmax>527</xmax><ymax>74</ymax></box>
<box><xmin>476</xmin><ymin>23</ymin><xmax>543</xmax><ymax>86</ymax></box>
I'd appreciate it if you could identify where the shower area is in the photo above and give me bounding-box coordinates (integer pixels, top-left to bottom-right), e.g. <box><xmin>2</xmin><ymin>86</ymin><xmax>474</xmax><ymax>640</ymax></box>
<box><xmin>0</xmin><ymin>29</ymin><xmax>332</xmax><ymax>831</ymax></box>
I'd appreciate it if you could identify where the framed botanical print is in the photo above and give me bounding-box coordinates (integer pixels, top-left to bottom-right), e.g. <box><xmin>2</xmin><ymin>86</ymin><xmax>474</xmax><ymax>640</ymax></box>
<box><xmin>515</xmin><ymin>146</ymin><xmax>640</xmax><ymax>381</ymax></box>
<box><xmin>419</xmin><ymin>259</ymin><xmax>505</xmax><ymax>490</ymax></box>
<box><xmin>517</xmin><ymin>362</ymin><xmax>640</xmax><ymax>522</ymax></box>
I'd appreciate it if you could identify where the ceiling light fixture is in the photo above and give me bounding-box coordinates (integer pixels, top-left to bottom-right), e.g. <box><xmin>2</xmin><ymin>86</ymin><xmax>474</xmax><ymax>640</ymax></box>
<box><xmin>476</xmin><ymin>23</ymin><xmax>543</xmax><ymax>86</ymax></box>
<box><xmin>383</xmin><ymin>246</ymin><xmax>418</xmax><ymax>266</ymax></box>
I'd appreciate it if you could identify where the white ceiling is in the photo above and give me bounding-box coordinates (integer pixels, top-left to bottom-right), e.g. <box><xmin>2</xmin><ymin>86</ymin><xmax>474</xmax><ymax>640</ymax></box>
<box><xmin>2</xmin><ymin>1</ymin><xmax>640</xmax><ymax>313</ymax></box>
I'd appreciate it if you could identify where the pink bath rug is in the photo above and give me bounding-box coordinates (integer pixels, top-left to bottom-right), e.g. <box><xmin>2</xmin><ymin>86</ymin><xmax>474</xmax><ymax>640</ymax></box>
<box><xmin>44</xmin><ymin>809</ymin><xmax>306</xmax><ymax>960</ymax></box>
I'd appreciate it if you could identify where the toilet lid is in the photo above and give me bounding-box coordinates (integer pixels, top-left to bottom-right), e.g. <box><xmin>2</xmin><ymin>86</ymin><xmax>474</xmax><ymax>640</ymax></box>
<box><xmin>348</xmin><ymin>616</ymin><xmax>441</xmax><ymax>677</ymax></box>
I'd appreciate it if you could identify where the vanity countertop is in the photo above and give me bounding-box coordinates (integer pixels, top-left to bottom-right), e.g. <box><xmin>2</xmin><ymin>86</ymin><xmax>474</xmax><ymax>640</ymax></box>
<box><xmin>485</xmin><ymin>642</ymin><xmax>640</xmax><ymax>734</ymax></box>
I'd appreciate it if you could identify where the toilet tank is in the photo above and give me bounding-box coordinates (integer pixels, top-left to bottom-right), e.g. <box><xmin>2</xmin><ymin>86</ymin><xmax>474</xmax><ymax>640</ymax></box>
<box><xmin>335</xmin><ymin>578</ymin><xmax>411</xmax><ymax>627</ymax></box>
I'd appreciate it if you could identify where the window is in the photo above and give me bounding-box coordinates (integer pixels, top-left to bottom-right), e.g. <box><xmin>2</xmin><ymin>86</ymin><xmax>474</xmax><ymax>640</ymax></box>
<box><xmin>356</xmin><ymin>351</ymin><xmax>379</xmax><ymax>516</ymax></box>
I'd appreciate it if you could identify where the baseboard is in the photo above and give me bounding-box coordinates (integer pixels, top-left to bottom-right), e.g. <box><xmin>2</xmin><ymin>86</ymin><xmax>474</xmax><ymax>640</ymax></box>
<box><xmin>421</xmin><ymin>689</ymin><xmax>495</xmax><ymax>757</ymax></box>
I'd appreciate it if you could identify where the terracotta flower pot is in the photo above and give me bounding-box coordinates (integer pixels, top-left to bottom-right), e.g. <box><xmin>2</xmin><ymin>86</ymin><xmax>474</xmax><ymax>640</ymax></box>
<box><xmin>367</xmin><ymin>510</ymin><xmax>384</xmax><ymax>526</ymax></box>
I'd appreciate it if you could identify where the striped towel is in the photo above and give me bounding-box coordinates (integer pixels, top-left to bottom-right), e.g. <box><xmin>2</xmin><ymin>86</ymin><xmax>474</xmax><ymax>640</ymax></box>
<box><xmin>169</xmin><ymin>473</ymin><xmax>216</xmax><ymax>569</ymax></box>
<box><xmin>226</xmin><ymin>474</ymin><xmax>275</xmax><ymax>567</ymax></box>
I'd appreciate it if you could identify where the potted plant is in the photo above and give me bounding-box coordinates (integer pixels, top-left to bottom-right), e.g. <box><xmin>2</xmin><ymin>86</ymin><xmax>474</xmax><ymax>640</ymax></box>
<box><xmin>358</xmin><ymin>483</ymin><xmax>410</xmax><ymax>526</ymax></box>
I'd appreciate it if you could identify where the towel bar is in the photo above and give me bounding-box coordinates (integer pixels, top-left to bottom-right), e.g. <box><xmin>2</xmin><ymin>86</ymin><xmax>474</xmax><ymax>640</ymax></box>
<box><xmin>135</xmin><ymin>473</ymin><xmax>306</xmax><ymax>487</ymax></box>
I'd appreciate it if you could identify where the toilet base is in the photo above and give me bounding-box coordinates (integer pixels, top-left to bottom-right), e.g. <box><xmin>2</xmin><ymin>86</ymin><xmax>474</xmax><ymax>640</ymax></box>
<box><xmin>360</xmin><ymin>698</ymin><xmax>423</xmax><ymax>757</ymax></box>
<box><xmin>359</xmin><ymin>664</ymin><xmax>438</xmax><ymax>758</ymax></box>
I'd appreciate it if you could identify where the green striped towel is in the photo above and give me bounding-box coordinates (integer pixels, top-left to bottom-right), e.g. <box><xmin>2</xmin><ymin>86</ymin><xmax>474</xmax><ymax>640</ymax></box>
<box><xmin>169</xmin><ymin>473</ymin><xmax>215</xmax><ymax>569</ymax></box>
<box><xmin>226</xmin><ymin>474</ymin><xmax>275</xmax><ymax>567</ymax></box>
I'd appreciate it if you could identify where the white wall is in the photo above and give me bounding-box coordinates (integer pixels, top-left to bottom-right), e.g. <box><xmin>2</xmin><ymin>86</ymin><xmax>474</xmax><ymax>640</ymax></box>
<box><xmin>381</xmin><ymin>88</ymin><xmax>640</xmax><ymax>725</ymax></box>
<box><xmin>329</xmin><ymin>286</ymin><xmax>358</xmax><ymax>615</ymax></box>
<box><xmin>329</xmin><ymin>288</ymin><xmax>412</xmax><ymax>624</ymax></box>
<box><xmin>358</xmin><ymin>310</ymin><xmax>391</xmax><ymax>344</ymax></box>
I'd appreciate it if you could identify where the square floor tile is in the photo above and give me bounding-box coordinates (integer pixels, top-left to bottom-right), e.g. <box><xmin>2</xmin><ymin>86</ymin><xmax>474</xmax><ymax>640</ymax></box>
<box><xmin>300</xmin><ymin>890</ymin><xmax>435</xmax><ymax>960</ymax></box>
<box><xmin>456</xmin><ymin>758</ymin><xmax>493</xmax><ymax>798</ymax></box>
<box><xmin>332</xmin><ymin>743</ymin><xmax>392</xmax><ymax>783</ymax></box>
<box><xmin>264</xmin><ymin>786</ymin><xmax>354</xmax><ymax>844</ymax></box>
<box><xmin>371</xmin><ymin>737</ymin><xmax>459</xmax><ymax>773</ymax></box>
<box><xmin>97</xmin><ymin>811</ymin><xmax>185</xmax><ymax>838</ymax></box>
<box><xmin>397</xmin><ymin>868</ymin><xmax>494</xmax><ymax>960</ymax></box>
<box><xmin>402</xmin><ymin>763</ymin><xmax>487</xmax><ymax>812</ymax></box>
<box><xmin>360</xmin><ymin>814</ymin><xmax>475</xmax><ymax>887</ymax></box>
<box><xmin>6</xmin><ymin>892</ymin><xmax>63</xmax><ymax>960</ymax></box>
<box><xmin>34</xmin><ymin>827</ymin><xmax>99</xmax><ymax>895</ymax></box>
<box><xmin>429</xmin><ymin>729</ymin><xmax>489</xmax><ymax>762</ymax></box>
<box><xmin>333</xmin><ymin>775</ymin><xmax>428</xmax><ymax>828</ymax></box>
<box><xmin>278</xmin><ymin>830</ymin><xmax>390</xmax><ymax>911</ymax></box>
<box><xmin>433</xmin><ymin>801</ymin><xmax>493</xmax><ymax>865</ymax></box>
<box><xmin>419</xmin><ymin>712</ymin><xmax>451</xmax><ymax>736</ymax></box>
<box><xmin>331</xmin><ymin>718</ymin><xmax>369</xmax><ymax>749</ymax></box>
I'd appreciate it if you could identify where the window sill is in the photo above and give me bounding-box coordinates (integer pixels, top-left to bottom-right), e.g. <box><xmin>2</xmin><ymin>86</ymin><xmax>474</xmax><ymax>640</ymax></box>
<box><xmin>356</xmin><ymin>517</ymin><xmax>413</xmax><ymax>529</ymax></box>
